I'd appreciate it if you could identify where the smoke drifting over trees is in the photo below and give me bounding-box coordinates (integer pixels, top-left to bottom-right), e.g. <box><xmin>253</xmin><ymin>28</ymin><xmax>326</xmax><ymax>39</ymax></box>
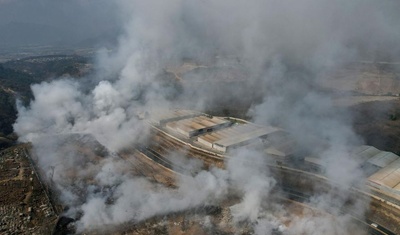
<box><xmin>11</xmin><ymin>0</ymin><xmax>400</xmax><ymax>233</ymax></box>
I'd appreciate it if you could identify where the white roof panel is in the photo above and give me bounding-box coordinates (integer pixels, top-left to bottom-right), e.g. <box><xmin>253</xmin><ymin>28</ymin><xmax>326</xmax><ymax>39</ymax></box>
<box><xmin>367</xmin><ymin>151</ymin><xmax>399</xmax><ymax>168</ymax></box>
<box><xmin>214</xmin><ymin>126</ymin><xmax>279</xmax><ymax>147</ymax></box>
<box><xmin>368</xmin><ymin>158</ymin><xmax>400</xmax><ymax>190</ymax></box>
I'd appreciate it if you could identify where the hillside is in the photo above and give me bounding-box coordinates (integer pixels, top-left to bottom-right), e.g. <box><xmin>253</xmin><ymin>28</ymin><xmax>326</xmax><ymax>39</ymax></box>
<box><xmin>0</xmin><ymin>55</ymin><xmax>92</xmax><ymax>139</ymax></box>
<box><xmin>0</xmin><ymin>65</ymin><xmax>35</xmax><ymax>136</ymax></box>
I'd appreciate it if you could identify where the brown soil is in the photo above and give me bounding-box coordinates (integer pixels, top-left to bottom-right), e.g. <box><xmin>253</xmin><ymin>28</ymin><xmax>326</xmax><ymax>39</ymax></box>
<box><xmin>350</xmin><ymin>99</ymin><xmax>400</xmax><ymax>154</ymax></box>
<box><xmin>0</xmin><ymin>145</ymin><xmax>58</xmax><ymax>234</ymax></box>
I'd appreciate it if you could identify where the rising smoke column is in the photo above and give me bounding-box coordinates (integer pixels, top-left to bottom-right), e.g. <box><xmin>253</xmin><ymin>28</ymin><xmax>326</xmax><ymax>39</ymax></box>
<box><xmin>13</xmin><ymin>0</ymin><xmax>400</xmax><ymax>233</ymax></box>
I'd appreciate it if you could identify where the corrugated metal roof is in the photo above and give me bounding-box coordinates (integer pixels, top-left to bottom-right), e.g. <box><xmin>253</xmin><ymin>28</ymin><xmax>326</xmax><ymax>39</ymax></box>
<box><xmin>189</xmin><ymin>122</ymin><xmax>204</xmax><ymax>130</ymax></box>
<box><xmin>198</xmin><ymin>133</ymin><xmax>221</xmax><ymax>144</ymax></box>
<box><xmin>214</xmin><ymin>126</ymin><xmax>279</xmax><ymax>147</ymax></box>
<box><xmin>214</xmin><ymin>131</ymin><xmax>230</xmax><ymax>138</ymax></box>
<box><xmin>166</xmin><ymin>122</ymin><xmax>178</xmax><ymax>129</ymax></box>
<box><xmin>367</xmin><ymin>151</ymin><xmax>399</xmax><ymax>168</ymax></box>
<box><xmin>197</xmin><ymin>124</ymin><xmax>247</xmax><ymax>144</ymax></box>
<box><xmin>368</xmin><ymin>158</ymin><xmax>400</xmax><ymax>190</ymax></box>
<box><xmin>200</xmin><ymin>135</ymin><xmax>219</xmax><ymax>143</ymax></box>
<box><xmin>150</xmin><ymin>109</ymin><xmax>201</xmax><ymax>125</ymax></box>
<box><xmin>167</xmin><ymin>115</ymin><xmax>231</xmax><ymax>137</ymax></box>
<box><xmin>351</xmin><ymin>145</ymin><xmax>370</xmax><ymax>154</ymax></box>
<box><xmin>352</xmin><ymin>145</ymin><xmax>381</xmax><ymax>162</ymax></box>
<box><xmin>177</xmin><ymin>124</ymin><xmax>195</xmax><ymax>133</ymax></box>
<box><xmin>196</xmin><ymin>123</ymin><xmax>280</xmax><ymax>150</ymax></box>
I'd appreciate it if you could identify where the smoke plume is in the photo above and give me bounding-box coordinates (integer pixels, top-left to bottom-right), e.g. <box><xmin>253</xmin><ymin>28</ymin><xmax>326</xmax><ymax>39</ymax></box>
<box><xmin>13</xmin><ymin>0</ymin><xmax>400</xmax><ymax>233</ymax></box>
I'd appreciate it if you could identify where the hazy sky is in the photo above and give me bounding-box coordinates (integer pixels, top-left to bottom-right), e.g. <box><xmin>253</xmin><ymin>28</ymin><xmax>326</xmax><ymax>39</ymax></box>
<box><xmin>1</xmin><ymin>0</ymin><xmax>399</xmax><ymax>55</ymax></box>
<box><xmin>0</xmin><ymin>0</ymin><xmax>121</xmax><ymax>46</ymax></box>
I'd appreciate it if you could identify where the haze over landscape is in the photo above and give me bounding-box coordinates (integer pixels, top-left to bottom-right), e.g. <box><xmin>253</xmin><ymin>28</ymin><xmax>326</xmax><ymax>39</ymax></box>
<box><xmin>1</xmin><ymin>1</ymin><xmax>400</xmax><ymax>234</ymax></box>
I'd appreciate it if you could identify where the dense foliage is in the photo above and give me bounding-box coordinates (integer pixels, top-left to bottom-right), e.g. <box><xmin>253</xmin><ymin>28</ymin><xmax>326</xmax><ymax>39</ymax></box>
<box><xmin>0</xmin><ymin>55</ymin><xmax>90</xmax><ymax>135</ymax></box>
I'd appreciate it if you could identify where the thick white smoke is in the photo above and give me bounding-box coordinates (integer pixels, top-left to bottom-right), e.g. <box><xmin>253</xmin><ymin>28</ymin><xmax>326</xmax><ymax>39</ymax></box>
<box><xmin>13</xmin><ymin>0</ymin><xmax>400</xmax><ymax>233</ymax></box>
<box><xmin>15</xmin><ymin>79</ymin><xmax>149</xmax><ymax>151</ymax></box>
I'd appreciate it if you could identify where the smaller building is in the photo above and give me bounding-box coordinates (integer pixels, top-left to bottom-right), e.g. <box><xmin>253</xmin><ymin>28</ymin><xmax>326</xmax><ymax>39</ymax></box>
<box><xmin>265</xmin><ymin>141</ymin><xmax>296</xmax><ymax>160</ymax></box>
<box><xmin>304</xmin><ymin>144</ymin><xmax>400</xmax><ymax>193</ymax></box>
<box><xmin>263</xmin><ymin>130</ymin><xmax>296</xmax><ymax>159</ymax></box>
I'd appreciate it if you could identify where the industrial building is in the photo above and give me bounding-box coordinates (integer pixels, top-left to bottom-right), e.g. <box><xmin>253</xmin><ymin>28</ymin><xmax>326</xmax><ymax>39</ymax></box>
<box><xmin>212</xmin><ymin>126</ymin><xmax>279</xmax><ymax>152</ymax></box>
<box><xmin>195</xmin><ymin>120</ymin><xmax>296</xmax><ymax>154</ymax></box>
<box><xmin>304</xmin><ymin>145</ymin><xmax>400</xmax><ymax>194</ymax></box>
<box><xmin>139</xmin><ymin>109</ymin><xmax>400</xmax><ymax>234</ymax></box>
<box><xmin>165</xmin><ymin>115</ymin><xmax>231</xmax><ymax>138</ymax></box>
<box><xmin>368</xmin><ymin>158</ymin><xmax>400</xmax><ymax>192</ymax></box>
<box><xmin>148</xmin><ymin>109</ymin><xmax>400</xmax><ymax>195</ymax></box>
<box><xmin>264</xmin><ymin>141</ymin><xmax>296</xmax><ymax>161</ymax></box>
<box><xmin>148</xmin><ymin>109</ymin><xmax>294</xmax><ymax>154</ymax></box>
<box><xmin>149</xmin><ymin>109</ymin><xmax>285</xmax><ymax>153</ymax></box>
<box><xmin>360</xmin><ymin>146</ymin><xmax>400</xmax><ymax>193</ymax></box>
<box><xmin>263</xmin><ymin>130</ymin><xmax>297</xmax><ymax>161</ymax></box>
<box><xmin>149</xmin><ymin>109</ymin><xmax>202</xmax><ymax>126</ymax></box>
<box><xmin>195</xmin><ymin>123</ymin><xmax>281</xmax><ymax>153</ymax></box>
